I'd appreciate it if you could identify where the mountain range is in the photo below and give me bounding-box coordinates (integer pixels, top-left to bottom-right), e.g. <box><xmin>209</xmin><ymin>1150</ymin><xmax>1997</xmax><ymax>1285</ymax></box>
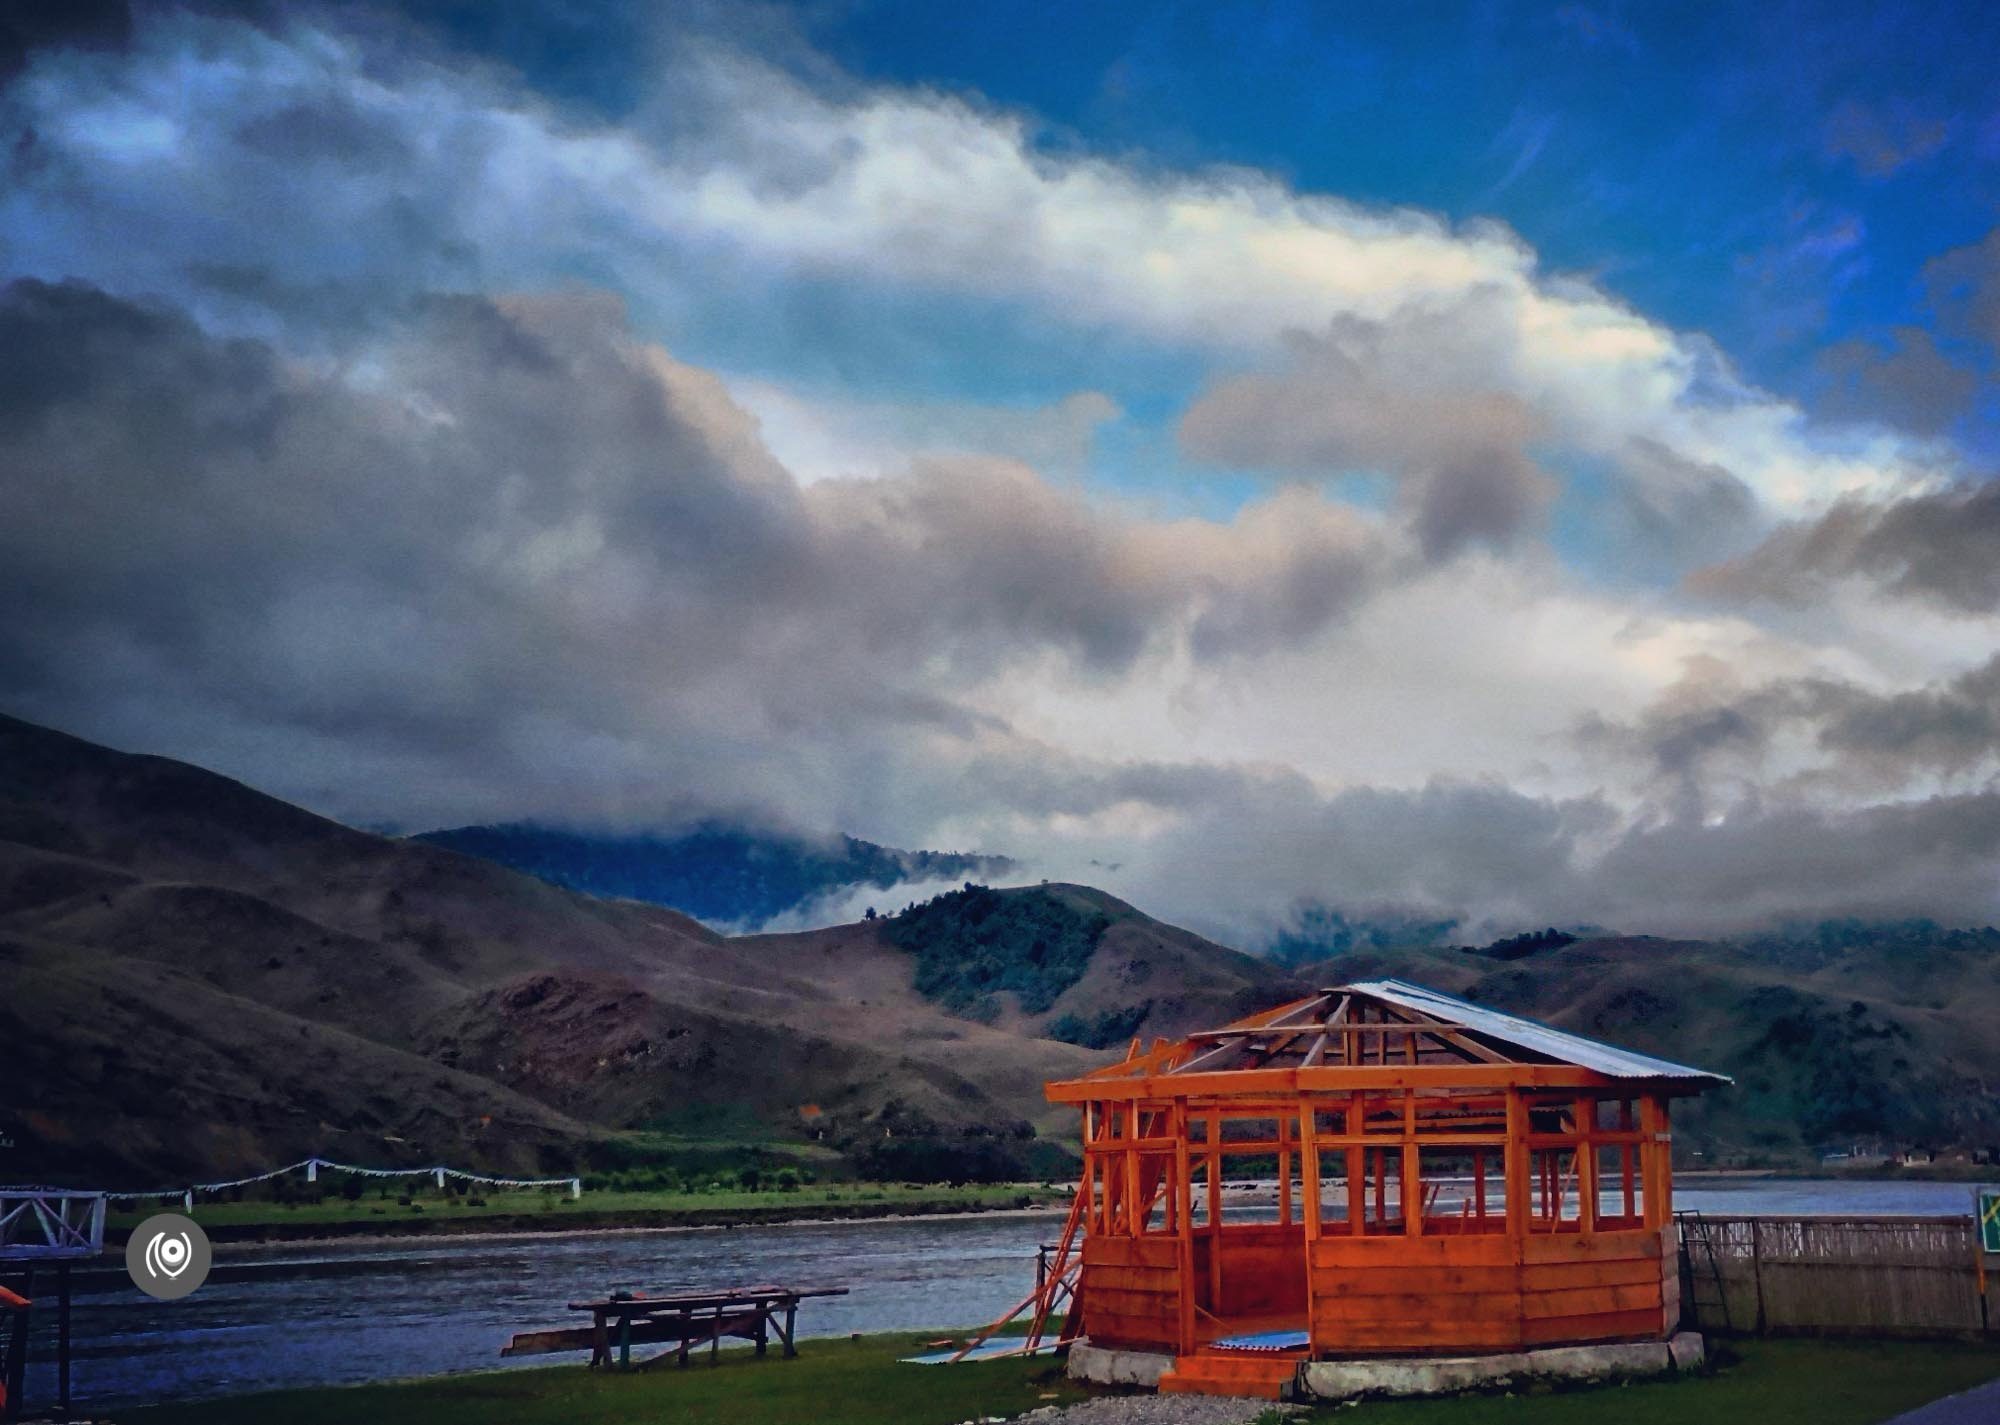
<box><xmin>5</xmin><ymin>711</ymin><xmax>1998</xmax><ymax>1188</ymax></box>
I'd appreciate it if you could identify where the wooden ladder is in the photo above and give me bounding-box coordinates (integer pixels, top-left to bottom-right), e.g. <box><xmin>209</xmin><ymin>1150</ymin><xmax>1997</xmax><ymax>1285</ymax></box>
<box><xmin>1677</xmin><ymin>1210</ymin><xmax>1732</xmax><ymax>1332</ymax></box>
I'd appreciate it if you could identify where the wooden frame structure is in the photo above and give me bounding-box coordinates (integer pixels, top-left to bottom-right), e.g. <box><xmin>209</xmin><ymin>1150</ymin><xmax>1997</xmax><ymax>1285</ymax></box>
<box><xmin>1043</xmin><ymin>979</ymin><xmax>1725</xmax><ymax>1366</ymax></box>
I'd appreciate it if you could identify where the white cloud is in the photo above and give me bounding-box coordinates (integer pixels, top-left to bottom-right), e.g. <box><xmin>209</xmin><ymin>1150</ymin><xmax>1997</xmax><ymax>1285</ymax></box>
<box><xmin>2</xmin><ymin>8</ymin><xmax>1995</xmax><ymax>943</ymax></box>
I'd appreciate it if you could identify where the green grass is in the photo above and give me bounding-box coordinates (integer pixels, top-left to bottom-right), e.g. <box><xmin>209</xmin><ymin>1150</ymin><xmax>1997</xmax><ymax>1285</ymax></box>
<box><xmin>1311</xmin><ymin>1338</ymin><xmax>2000</xmax><ymax>1425</ymax></box>
<box><xmin>120</xmin><ymin>1336</ymin><xmax>2000</xmax><ymax>1425</ymax></box>
<box><xmin>123</xmin><ymin>1331</ymin><xmax>1088</xmax><ymax>1425</ymax></box>
<box><xmin>108</xmin><ymin>1182</ymin><xmax>1062</xmax><ymax>1235</ymax></box>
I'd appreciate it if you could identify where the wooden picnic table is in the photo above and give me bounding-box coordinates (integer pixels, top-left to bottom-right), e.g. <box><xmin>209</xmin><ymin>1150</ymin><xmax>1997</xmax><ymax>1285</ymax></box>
<box><xmin>503</xmin><ymin>1284</ymin><xmax>849</xmax><ymax>1371</ymax></box>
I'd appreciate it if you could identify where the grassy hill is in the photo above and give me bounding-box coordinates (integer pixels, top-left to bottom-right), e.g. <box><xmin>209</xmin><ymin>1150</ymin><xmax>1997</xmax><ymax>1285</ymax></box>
<box><xmin>0</xmin><ymin>713</ymin><xmax>1097</xmax><ymax>1185</ymax></box>
<box><xmin>1296</xmin><ymin>931</ymin><xmax>2000</xmax><ymax>1164</ymax></box>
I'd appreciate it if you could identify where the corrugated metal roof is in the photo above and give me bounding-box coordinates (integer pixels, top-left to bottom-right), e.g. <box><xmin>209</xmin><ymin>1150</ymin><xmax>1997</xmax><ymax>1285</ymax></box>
<box><xmin>1346</xmin><ymin>978</ymin><xmax>1731</xmax><ymax>1084</ymax></box>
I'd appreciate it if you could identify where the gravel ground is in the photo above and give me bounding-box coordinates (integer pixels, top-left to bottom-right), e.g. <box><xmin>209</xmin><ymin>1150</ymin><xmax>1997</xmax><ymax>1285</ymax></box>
<box><xmin>953</xmin><ymin>1398</ymin><xmax>1305</xmax><ymax>1425</ymax></box>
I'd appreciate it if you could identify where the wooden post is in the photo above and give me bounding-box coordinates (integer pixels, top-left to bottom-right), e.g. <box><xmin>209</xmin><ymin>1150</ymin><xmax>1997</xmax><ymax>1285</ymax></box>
<box><xmin>1082</xmin><ymin>1103</ymin><xmax>1097</xmax><ymax>1233</ymax></box>
<box><xmin>1174</xmin><ymin>1099</ymin><xmax>1195</xmax><ymax>1355</ymax></box>
<box><xmin>1278</xmin><ymin>1115</ymin><xmax>1293</xmax><ymax>1227</ymax></box>
<box><xmin>1655</xmin><ymin>1098</ymin><xmax>1674</xmax><ymax>1221</ymax></box>
<box><xmin>1402</xmin><ymin>1141</ymin><xmax>1422</xmax><ymax>1235</ymax></box>
<box><xmin>1575</xmin><ymin>1096</ymin><xmax>1598</xmax><ymax>1235</ymax></box>
<box><xmin>1640</xmin><ymin>1096</ymin><xmax>1668</xmax><ymax>1229</ymax></box>
<box><xmin>1473</xmin><ymin>1148</ymin><xmax>1487</xmax><ymax>1223</ymax></box>
<box><xmin>1751</xmin><ymin>1218</ymin><xmax>1767</xmax><ymax>1333</ymax></box>
<box><xmin>1401</xmin><ymin>1092</ymin><xmax>1420</xmax><ymax>1235</ymax></box>
<box><xmin>1505</xmin><ymin>1091</ymin><xmax>1529</xmax><ymax>1238</ymax></box>
<box><xmin>1300</xmin><ymin>1099</ymin><xmax>1322</xmax><ymax>1242</ymax></box>
<box><xmin>1347</xmin><ymin>1092</ymin><xmax>1365</xmax><ymax>1237</ymax></box>
<box><xmin>1974</xmin><ymin>1225</ymin><xmax>1990</xmax><ymax>1337</ymax></box>
<box><xmin>1207</xmin><ymin>1108</ymin><xmax>1223</xmax><ymax>1309</ymax></box>
<box><xmin>1125</xmin><ymin>1105</ymin><xmax>1142</xmax><ymax>1237</ymax></box>
<box><xmin>1622</xmin><ymin>1099</ymin><xmax>1637</xmax><ymax>1222</ymax></box>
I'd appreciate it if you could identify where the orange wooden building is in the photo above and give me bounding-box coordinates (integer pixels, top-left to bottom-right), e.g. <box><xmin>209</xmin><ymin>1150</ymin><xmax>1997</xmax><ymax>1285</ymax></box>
<box><xmin>1043</xmin><ymin>979</ymin><xmax>1725</xmax><ymax>1393</ymax></box>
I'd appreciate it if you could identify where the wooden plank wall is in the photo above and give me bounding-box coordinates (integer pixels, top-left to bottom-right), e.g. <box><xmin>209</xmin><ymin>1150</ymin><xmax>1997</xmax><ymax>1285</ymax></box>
<box><xmin>1308</xmin><ymin>1227</ymin><xmax>1669</xmax><ymax>1354</ymax></box>
<box><xmin>1192</xmin><ymin>1223</ymin><xmax>1308</xmax><ymax>1319</ymax></box>
<box><xmin>1079</xmin><ymin>1234</ymin><xmax>1182</xmax><ymax>1350</ymax></box>
<box><xmin>1682</xmin><ymin>1215</ymin><xmax>1987</xmax><ymax>1339</ymax></box>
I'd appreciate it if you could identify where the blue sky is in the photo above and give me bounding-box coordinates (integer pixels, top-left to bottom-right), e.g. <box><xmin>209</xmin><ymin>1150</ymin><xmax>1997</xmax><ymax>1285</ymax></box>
<box><xmin>3</xmin><ymin>1</ymin><xmax>1998</xmax><ymax>940</ymax></box>
<box><xmin>427</xmin><ymin>0</ymin><xmax>2000</xmax><ymax>459</ymax></box>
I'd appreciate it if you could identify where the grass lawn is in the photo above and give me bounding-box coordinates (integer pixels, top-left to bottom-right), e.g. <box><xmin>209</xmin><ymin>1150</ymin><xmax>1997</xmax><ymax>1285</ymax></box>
<box><xmin>1322</xmin><ymin>1338</ymin><xmax>2000</xmax><ymax>1425</ymax></box>
<box><xmin>107</xmin><ymin>1182</ymin><xmax>1064</xmax><ymax>1236</ymax></box>
<box><xmin>122</xmin><ymin>1332</ymin><xmax>1088</xmax><ymax>1425</ymax></box>
<box><xmin>119</xmin><ymin>1336</ymin><xmax>2000</xmax><ymax>1425</ymax></box>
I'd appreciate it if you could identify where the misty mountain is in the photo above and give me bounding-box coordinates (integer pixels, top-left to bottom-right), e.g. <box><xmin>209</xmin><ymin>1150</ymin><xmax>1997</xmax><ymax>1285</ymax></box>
<box><xmin>0</xmin><ymin>712</ymin><xmax>1087</xmax><ymax>1184</ymax></box>
<box><xmin>410</xmin><ymin>821</ymin><xmax>1015</xmax><ymax>929</ymax></box>
<box><xmin>10</xmin><ymin>711</ymin><xmax>2000</xmax><ymax>1187</ymax></box>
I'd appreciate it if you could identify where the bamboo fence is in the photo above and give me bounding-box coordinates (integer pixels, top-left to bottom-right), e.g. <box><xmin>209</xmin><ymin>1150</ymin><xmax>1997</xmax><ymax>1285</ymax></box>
<box><xmin>1679</xmin><ymin>1214</ymin><xmax>1990</xmax><ymax>1339</ymax></box>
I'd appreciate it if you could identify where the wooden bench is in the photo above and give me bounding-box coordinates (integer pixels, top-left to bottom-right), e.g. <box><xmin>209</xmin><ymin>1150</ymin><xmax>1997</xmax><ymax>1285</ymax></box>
<box><xmin>504</xmin><ymin>1284</ymin><xmax>849</xmax><ymax>1370</ymax></box>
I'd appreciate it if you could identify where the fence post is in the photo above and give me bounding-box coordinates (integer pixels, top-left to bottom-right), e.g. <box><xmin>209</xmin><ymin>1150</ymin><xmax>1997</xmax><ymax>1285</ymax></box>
<box><xmin>1751</xmin><ymin>1219</ymin><xmax>1766</xmax><ymax>1333</ymax></box>
<box><xmin>1976</xmin><ymin>1224</ymin><xmax>1990</xmax><ymax>1337</ymax></box>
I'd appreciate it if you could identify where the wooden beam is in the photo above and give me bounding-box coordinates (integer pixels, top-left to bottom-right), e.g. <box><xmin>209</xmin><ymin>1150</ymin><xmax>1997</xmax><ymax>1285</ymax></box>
<box><xmin>1048</xmin><ymin>1062</ymin><xmax>1618</xmax><ymax>1101</ymax></box>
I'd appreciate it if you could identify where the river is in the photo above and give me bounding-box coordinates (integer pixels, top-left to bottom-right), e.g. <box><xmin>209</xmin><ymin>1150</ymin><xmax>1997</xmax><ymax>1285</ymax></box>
<box><xmin>20</xmin><ymin>1177</ymin><xmax>1989</xmax><ymax>1411</ymax></box>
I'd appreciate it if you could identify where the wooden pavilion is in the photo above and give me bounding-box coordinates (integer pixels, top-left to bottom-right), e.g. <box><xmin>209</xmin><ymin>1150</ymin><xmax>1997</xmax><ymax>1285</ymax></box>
<box><xmin>1039</xmin><ymin>979</ymin><xmax>1726</xmax><ymax>1395</ymax></box>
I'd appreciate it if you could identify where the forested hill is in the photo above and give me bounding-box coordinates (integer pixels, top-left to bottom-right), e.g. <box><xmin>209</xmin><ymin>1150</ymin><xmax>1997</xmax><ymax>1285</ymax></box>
<box><xmin>411</xmin><ymin>821</ymin><xmax>1014</xmax><ymax>928</ymax></box>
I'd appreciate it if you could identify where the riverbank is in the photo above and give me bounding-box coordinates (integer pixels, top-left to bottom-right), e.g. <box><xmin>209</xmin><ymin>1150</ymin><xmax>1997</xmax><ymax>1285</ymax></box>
<box><xmin>116</xmin><ymin>1335</ymin><xmax>2000</xmax><ymax>1425</ymax></box>
<box><xmin>105</xmin><ymin>1183</ymin><xmax>1068</xmax><ymax>1245</ymax></box>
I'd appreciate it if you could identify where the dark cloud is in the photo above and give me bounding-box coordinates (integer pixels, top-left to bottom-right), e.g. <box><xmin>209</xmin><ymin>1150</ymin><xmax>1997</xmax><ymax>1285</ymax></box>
<box><xmin>1924</xmin><ymin>225</ymin><xmax>2000</xmax><ymax>350</ymax></box>
<box><xmin>0</xmin><ymin>0</ymin><xmax>130</xmax><ymax>83</ymax></box>
<box><xmin>1598</xmin><ymin>438</ymin><xmax>1759</xmax><ymax>573</ymax></box>
<box><xmin>1582</xmin><ymin>790</ymin><xmax>2000</xmax><ymax>932</ymax></box>
<box><xmin>1576</xmin><ymin>653</ymin><xmax>2000</xmax><ymax>816</ymax></box>
<box><xmin>1178</xmin><ymin>315</ymin><xmax>1557</xmax><ymax>558</ymax></box>
<box><xmin>1087</xmin><ymin>760</ymin><xmax>2000</xmax><ymax>942</ymax></box>
<box><xmin>1693</xmin><ymin>481</ymin><xmax>2000</xmax><ymax>614</ymax></box>
<box><xmin>1815</xmin><ymin>326</ymin><xmax>1978</xmax><ymax>436</ymax></box>
<box><xmin>1816</xmin><ymin>656</ymin><xmax>2000</xmax><ymax>778</ymax></box>
<box><xmin>0</xmin><ymin>278</ymin><xmax>1389</xmax><ymax>832</ymax></box>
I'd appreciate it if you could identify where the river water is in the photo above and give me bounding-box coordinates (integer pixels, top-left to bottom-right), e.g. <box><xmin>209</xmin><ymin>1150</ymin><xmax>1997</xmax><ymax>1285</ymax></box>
<box><xmin>20</xmin><ymin>1177</ymin><xmax>1988</xmax><ymax>1411</ymax></box>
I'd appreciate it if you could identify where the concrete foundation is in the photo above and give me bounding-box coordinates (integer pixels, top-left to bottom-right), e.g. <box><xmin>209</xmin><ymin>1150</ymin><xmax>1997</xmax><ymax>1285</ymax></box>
<box><xmin>1300</xmin><ymin>1333</ymin><xmax>1705</xmax><ymax>1402</ymax></box>
<box><xmin>1066</xmin><ymin>1341</ymin><xmax>1175</xmax><ymax>1389</ymax></box>
<box><xmin>1070</xmin><ymin>1332</ymin><xmax>1704</xmax><ymax>1401</ymax></box>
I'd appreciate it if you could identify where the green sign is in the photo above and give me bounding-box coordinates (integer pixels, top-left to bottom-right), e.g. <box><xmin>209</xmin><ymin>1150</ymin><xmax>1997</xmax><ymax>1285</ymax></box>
<box><xmin>1979</xmin><ymin>1188</ymin><xmax>2000</xmax><ymax>1254</ymax></box>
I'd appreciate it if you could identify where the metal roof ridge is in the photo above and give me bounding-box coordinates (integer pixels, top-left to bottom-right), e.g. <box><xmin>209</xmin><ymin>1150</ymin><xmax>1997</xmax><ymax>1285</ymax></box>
<box><xmin>1341</xmin><ymin>977</ymin><xmax>1732</xmax><ymax>1083</ymax></box>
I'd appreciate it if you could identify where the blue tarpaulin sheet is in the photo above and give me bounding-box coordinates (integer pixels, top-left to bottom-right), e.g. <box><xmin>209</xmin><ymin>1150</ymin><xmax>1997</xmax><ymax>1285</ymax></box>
<box><xmin>900</xmin><ymin>1338</ymin><xmax>1050</xmax><ymax>1365</ymax></box>
<box><xmin>1211</xmin><ymin>1329</ymin><xmax>1310</xmax><ymax>1352</ymax></box>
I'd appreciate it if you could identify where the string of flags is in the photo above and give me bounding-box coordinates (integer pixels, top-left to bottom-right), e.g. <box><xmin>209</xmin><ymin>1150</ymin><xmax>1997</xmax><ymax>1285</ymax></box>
<box><xmin>4</xmin><ymin>1156</ymin><xmax>582</xmax><ymax>1209</ymax></box>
